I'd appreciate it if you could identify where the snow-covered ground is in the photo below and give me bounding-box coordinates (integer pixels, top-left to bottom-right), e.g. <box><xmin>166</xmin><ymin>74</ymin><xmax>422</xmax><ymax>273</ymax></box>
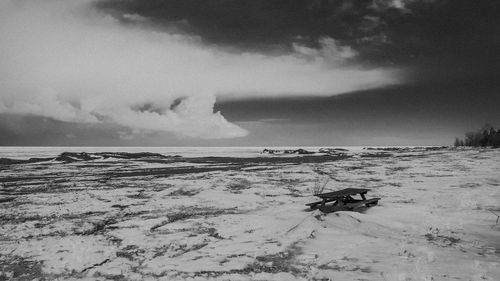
<box><xmin>1</xmin><ymin>147</ymin><xmax>499</xmax><ymax>280</ymax></box>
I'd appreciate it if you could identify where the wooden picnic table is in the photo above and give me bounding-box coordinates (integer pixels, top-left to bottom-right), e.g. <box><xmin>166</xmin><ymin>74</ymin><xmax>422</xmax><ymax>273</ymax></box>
<box><xmin>306</xmin><ymin>188</ymin><xmax>380</xmax><ymax>213</ymax></box>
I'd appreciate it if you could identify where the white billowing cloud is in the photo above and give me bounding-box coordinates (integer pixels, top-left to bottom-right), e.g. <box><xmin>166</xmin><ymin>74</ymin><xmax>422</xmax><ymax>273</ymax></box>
<box><xmin>293</xmin><ymin>37</ymin><xmax>357</xmax><ymax>63</ymax></box>
<box><xmin>0</xmin><ymin>0</ymin><xmax>401</xmax><ymax>139</ymax></box>
<box><xmin>372</xmin><ymin>0</ymin><xmax>441</xmax><ymax>12</ymax></box>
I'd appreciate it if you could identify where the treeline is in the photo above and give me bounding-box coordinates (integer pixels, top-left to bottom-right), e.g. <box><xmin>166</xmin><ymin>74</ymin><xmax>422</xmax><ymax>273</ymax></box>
<box><xmin>454</xmin><ymin>125</ymin><xmax>500</xmax><ymax>148</ymax></box>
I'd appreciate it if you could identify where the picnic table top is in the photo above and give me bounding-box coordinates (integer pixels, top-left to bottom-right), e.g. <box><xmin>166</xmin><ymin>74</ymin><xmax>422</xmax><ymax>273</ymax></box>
<box><xmin>315</xmin><ymin>188</ymin><xmax>370</xmax><ymax>199</ymax></box>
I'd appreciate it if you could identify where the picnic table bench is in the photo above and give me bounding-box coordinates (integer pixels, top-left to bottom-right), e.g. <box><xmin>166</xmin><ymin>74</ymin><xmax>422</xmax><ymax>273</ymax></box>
<box><xmin>306</xmin><ymin>188</ymin><xmax>380</xmax><ymax>213</ymax></box>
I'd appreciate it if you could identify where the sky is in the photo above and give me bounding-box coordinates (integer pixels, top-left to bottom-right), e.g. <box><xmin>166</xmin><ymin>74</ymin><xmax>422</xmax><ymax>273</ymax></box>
<box><xmin>1</xmin><ymin>0</ymin><xmax>499</xmax><ymax>146</ymax></box>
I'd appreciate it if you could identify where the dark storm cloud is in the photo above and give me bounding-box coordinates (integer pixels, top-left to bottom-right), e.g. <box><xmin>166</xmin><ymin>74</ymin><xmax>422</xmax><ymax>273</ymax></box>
<box><xmin>0</xmin><ymin>114</ymin><xmax>190</xmax><ymax>146</ymax></box>
<box><xmin>96</xmin><ymin>0</ymin><xmax>500</xmax><ymax>71</ymax></box>
<box><xmin>215</xmin><ymin>82</ymin><xmax>500</xmax><ymax>145</ymax></box>
<box><xmin>216</xmin><ymin>83</ymin><xmax>500</xmax><ymax>125</ymax></box>
<box><xmin>95</xmin><ymin>0</ymin><xmax>399</xmax><ymax>55</ymax></box>
<box><xmin>0</xmin><ymin>114</ymin><xmax>126</xmax><ymax>146</ymax></box>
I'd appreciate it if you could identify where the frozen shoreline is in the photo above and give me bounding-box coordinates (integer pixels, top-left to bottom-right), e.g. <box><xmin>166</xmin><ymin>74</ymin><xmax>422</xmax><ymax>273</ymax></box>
<box><xmin>1</xmin><ymin>147</ymin><xmax>499</xmax><ymax>280</ymax></box>
<box><xmin>0</xmin><ymin>145</ymin><xmax>443</xmax><ymax>159</ymax></box>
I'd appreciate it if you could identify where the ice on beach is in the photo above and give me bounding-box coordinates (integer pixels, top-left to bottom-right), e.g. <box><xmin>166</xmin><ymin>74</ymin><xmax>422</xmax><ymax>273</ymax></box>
<box><xmin>1</xmin><ymin>147</ymin><xmax>499</xmax><ymax>280</ymax></box>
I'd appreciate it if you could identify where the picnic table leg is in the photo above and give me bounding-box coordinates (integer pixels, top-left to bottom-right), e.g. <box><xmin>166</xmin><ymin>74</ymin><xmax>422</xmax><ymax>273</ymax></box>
<box><xmin>320</xmin><ymin>198</ymin><xmax>327</xmax><ymax>206</ymax></box>
<box><xmin>360</xmin><ymin>193</ymin><xmax>367</xmax><ymax>200</ymax></box>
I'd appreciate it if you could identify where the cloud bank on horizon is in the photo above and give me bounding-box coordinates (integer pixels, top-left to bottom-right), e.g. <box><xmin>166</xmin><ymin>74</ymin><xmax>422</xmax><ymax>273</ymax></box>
<box><xmin>0</xmin><ymin>0</ymin><xmax>401</xmax><ymax>139</ymax></box>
